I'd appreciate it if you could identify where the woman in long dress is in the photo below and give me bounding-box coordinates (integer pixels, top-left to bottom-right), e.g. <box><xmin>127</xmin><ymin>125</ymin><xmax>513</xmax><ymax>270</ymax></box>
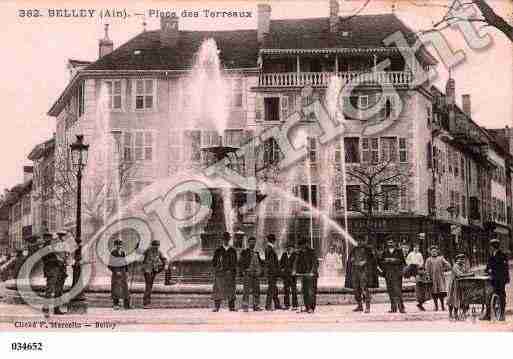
<box><xmin>424</xmin><ymin>245</ymin><xmax>451</xmax><ymax>311</ymax></box>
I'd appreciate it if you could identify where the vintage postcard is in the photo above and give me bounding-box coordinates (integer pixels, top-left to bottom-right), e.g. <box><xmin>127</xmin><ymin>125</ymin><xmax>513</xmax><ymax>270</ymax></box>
<box><xmin>1</xmin><ymin>0</ymin><xmax>513</xmax><ymax>350</ymax></box>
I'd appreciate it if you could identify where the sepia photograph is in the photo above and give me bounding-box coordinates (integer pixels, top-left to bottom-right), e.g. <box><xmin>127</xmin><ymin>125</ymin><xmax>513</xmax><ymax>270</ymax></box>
<box><xmin>0</xmin><ymin>0</ymin><xmax>512</xmax><ymax>355</ymax></box>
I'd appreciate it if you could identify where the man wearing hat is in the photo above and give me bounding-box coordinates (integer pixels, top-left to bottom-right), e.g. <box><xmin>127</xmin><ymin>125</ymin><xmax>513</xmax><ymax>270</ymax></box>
<box><xmin>481</xmin><ymin>238</ymin><xmax>510</xmax><ymax>321</ymax></box>
<box><xmin>280</xmin><ymin>242</ymin><xmax>298</xmax><ymax>310</ymax></box>
<box><xmin>41</xmin><ymin>232</ymin><xmax>66</xmax><ymax>316</ymax></box>
<box><xmin>108</xmin><ymin>239</ymin><xmax>130</xmax><ymax>310</ymax></box>
<box><xmin>293</xmin><ymin>238</ymin><xmax>319</xmax><ymax>313</ymax></box>
<box><xmin>239</xmin><ymin>236</ymin><xmax>263</xmax><ymax>312</ymax></box>
<box><xmin>212</xmin><ymin>232</ymin><xmax>238</xmax><ymax>312</ymax></box>
<box><xmin>345</xmin><ymin>235</ymin><xmax>379</xmax><ymax>313</ymax></box>
<box><xmin>142</xmin><ymin>239</ymin><xmax>167</xmax><ymax>308</ymax></box>
<box><xmin>264</xmin><ymin>233</ymin><xmax>283</xmax><ymax>310</ymax></box>
<box><xmin>379</xmin><ymin>238</ymin><xmax>407</xmax><ymax>313</ymax></box>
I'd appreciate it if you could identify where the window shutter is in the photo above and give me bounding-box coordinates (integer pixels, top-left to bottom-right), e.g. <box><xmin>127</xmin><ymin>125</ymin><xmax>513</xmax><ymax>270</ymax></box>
<box><xmin>255</xmin><ymin>95</ymin><xmax>264</xmax><ymax>121</ymax></box>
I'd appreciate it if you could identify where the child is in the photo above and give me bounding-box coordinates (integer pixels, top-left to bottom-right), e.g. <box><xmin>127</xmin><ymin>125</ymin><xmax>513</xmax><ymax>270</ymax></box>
<box><xmin>447</xmin><ymin>253</ymin><xmax>473</xmax><ymax>319</ymax></box>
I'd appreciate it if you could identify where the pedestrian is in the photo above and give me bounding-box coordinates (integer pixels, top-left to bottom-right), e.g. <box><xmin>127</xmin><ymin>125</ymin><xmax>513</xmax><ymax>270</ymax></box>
<box><xmin>239</xmin><ymin>236</ymin><xmax>262</xmax><ymax>312</ymax></box>
<box><xmin>264</xmin><ymin>233</ymin><xmax>283</xmax><ymax>311</ymax></box>
<box><xmin>405</xmin><ymin>244</ymin><xmax>429</xmax><ymax>311</ymax></box>
<box><xmin>480</xmin><ymin>238</ymin><xmax>510</xmax><ymax>321</ymax></box>
<box><xmin>447</xmin><ymin>253</ymin><xmax>473</xmax><ymax>319</ymax></box>
<box><xmin>142</xmin><ymin>239</ymin><xmax>167</xmax><ymax>309</ymax></box>
<box><xmin>41</xmin><ymin>233</ymin><xmax>66</xmax><ymax>316</ymax></box>
<box><xmin>379</xmin><ymin>238</ymin><xmax>407</xmax><ymax>313</ymax></box>
<box><xmin>108</xmin><ymin>239</ymin><xmax>130</xmax><ymax>310</ymax></box>
<box><xmin>424</xmin><ymin>245</ymin><xmax>451</xmax><ymax>311</ymax></box>
<box><xmin>280</xmin><ymin>242</ymin><xmax>298</xmax><ymax>310</ymax></box>
<box><xmin>293</xmin><ymin>238</ymin><xmax>318</xmax><ymax>313</ymax></box>
<box><xmin>212</xmin><ymin>232</ymin><xmax>238</xmax><ymax>312</ymax></box>
<box><xmin>344</xmin><ymin>235</ymin><xmax>379</xmax><ymax>313</ymax></box>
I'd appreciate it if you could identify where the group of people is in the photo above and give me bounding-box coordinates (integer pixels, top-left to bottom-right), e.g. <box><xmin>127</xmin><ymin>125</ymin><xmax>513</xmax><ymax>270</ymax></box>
<box><xmin>212</xmin><ymin>232</ymin><xmax>318</xmax><ymax>313</ymax></box>
<box><xmin>345</xmin><ymin>234</ymin><xmax>509</xmax><ymax>320</ymax></box>
<box><xmin>37</xmin><ymin>229</ymin><xmax>509</xmax><ymax>320</ymax></box>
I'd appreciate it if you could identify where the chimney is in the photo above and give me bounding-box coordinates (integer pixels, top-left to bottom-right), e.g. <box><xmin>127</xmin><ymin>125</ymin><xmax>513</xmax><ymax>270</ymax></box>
<box><xmin>462</xmin><ymin>94</ymin><xmax>471</xmax><ymax>117</ymax></box>
<box><xmin>329</xmin><ymin>0</ymin><xmax>340</xmax><ymax>33</ymax></box>
<box><xmin>161</xmin><ymin>15</ymin><xmax>179</xmax><ymax>48</ymax></box>
<box><xmin>445</xmin><ymin>77</ymin><xmax>455</xmax><ymax>106</ymax></box>
<box><xmin>257</xmin><ymin>4</ymin><xmax>271</xmax><ymax>45</ymax></box>
<box><xmin>99</xmin><ymin>24</ymin><xmax>114</xmax><ymax>59</ymax></box>
<box><xmin>23</xmin><ymin>166</ymin><xmax>33</xmax><ymax>183</ymax></box>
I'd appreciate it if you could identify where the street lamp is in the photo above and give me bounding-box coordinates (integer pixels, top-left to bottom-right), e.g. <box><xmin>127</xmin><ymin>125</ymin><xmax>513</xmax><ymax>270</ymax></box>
<box><xmin>69</xmin><ymin>134</ymin><xmax>89</xmax><ymax>313</ymax></box>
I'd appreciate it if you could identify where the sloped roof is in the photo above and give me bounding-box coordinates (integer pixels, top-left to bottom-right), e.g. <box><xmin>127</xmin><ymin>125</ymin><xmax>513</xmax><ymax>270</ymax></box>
<box><xmin>86</xmin><ymin>29</ymin><xmax>260</xmax><ymax>71</ymax></box>
<box><xmin>85</xmin><ymin>14</ymin><xmax>423</xmax><ymax>72</ymax></box>
<box><xmin>486</xmin><ymin>128</ymin><xmax>510</xmax><ymax>153</ymax></box>
<box><xmin>27</xmin><ymin>137</ymin><xmax>55</xmax><ymax>161</ymax></box>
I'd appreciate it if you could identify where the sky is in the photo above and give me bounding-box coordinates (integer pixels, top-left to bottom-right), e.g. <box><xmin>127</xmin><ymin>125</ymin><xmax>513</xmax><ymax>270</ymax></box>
<box><xmin>0</xmin><ymin>0</ymin><xmax>511</xmax><ymax>192</ymax></box>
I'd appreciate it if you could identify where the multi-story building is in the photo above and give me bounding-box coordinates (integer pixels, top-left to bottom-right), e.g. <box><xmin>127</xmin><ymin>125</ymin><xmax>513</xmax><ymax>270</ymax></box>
<box><xmin>43</xmin><ymin>1</ymin><xmax>510</xmax><ymax>272</ymax></box>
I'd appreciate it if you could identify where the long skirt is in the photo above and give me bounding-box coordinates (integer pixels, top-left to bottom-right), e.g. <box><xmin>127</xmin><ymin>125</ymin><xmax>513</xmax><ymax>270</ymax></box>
<box><xmin>212</xmin><ymin>271</ymin><xmax>236</xmax><ymax>301</ymax></box>
<box><xmin>111</xmin><ymin>271</ymin><xmax>129</xmax><ymax>300</ymax></box>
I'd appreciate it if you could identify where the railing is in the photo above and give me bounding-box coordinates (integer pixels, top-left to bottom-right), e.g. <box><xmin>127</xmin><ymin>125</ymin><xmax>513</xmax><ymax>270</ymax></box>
<box><xmin>258</xmin><ymin>71</ymin><xmax>412</xmax><ymax>87</ymax></box>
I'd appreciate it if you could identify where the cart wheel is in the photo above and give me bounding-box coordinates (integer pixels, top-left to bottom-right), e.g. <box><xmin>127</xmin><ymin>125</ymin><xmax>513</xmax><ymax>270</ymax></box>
<box><xmin>490</xmin><ymin>294</ymin><xmax>502</xmax><ymax>321</ymax></box>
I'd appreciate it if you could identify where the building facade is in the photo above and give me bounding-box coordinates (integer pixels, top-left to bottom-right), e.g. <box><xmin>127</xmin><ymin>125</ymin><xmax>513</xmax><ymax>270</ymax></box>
<box><xmin>35</xmin><ymin>1</ymin><xmax>511</xmax><ymax>270</ymax></box>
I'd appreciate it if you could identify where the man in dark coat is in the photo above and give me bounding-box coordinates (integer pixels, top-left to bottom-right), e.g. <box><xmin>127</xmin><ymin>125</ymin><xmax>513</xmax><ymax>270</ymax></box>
<box><xmin>264</xmin><ymin>233</ymin><xmax>283</xmax><ymax>310</ymax></box>
<box><xmin>280</xmin><ymin>242</ymin><xmax>298</xmax><ymax>310</ymax></box>
<box><xmin>41</xmin><ymin>234</ymin><xmax>66</xmax><ymax>316</ymax></box>
<box><xmin>212</xmin><ymin>232</ymin><xmax>238</xmax><ymax>312</ymax></box>
<box><xmin>481</xmin><ymin>238</ymin><xmax>510</xmax><ymax>321</ymax></box>
<box><xmin>142</xmin><ymin>240</ymin><xmax>167</xmax><ymax>308</ymax></box>
<box><xmin>345</xmin><ymin>235</ymin><xmax>379</xmax><ymax>313</ymax></box>
<box><xmin>109</xmin><ymin>239</ymin><xmax>130</xmax><ymax>310</ymax></box>
<box><xmin>293</xmin><ymin>238</ymin><xmax>318</xmax><ymax>313</ymax></box>
<box><xmin>379</xmin><ymin>239</ymin><xmax>406</xmax><ymax>313</ymax></box>
<box><xmin>239</xmin><ymin>236</ymin><xmax>262</xmax><ymax>312</ymax></box>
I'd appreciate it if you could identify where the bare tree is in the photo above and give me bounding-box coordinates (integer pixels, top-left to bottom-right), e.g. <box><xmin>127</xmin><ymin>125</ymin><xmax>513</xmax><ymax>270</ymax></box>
<box><xmin>345</xmin><ymin>158</ymin><xmax>412</xmax><ymax>240</ymax></box>
<box><xmin>47</xmin><ymin>143</ymin><xmax>137</xmax><ymax>235</ymax></box>
<box><xmin>413</xmin><ymin>0</ymin><xmax>513</xmax><ymax>41</ymax></box>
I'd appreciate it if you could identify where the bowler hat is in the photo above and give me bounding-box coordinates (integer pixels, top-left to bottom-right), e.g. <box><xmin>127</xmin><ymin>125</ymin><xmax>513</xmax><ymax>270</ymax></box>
<box><xmin>430</xmin><ymin>245</ymin><xmax>439</xmax><ymax>250</ymax></box>
<box><xmin>386</xmin><ymin>239</ymin><xmax>394</xmax><ymax>246</ymax></box>
<box><xmin>113</xmin><ymin>239</ymin><xmax>123</xmax><ymax>246</ymax></box>
<box><xmin>151</xmin><ymin>239</ymin><xmax>160</xmax><ymax>246</ymax></box>
<box><xmin>222</xmin><ymin>232</ymin><xmax>231</xmax><ymax>239</ymax></box>
<box><xmin>455</xmin><ymin>253</ymin><xmax>466</xmax><ymax>260</ymax></box>
<box><xmin>248</xmin><ymin>236</ymin><xmax>257</xmax><ymax>242</ymax></box>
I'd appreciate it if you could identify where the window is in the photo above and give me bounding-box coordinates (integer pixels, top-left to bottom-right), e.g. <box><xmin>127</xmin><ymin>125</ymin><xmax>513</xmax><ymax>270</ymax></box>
<box><xmin>428</xmin><ymin>188</ymin><xmax>435</xmax><ymax>214</ymax></box>
<box><xmin>427</xmin><ymin>141</ymin><xmax>432</xmax><ymax>169</ymax></box>
<box><xmin>400</xmin><ymin>185</ymin><xmax>408</xmax><ymax>211</ymax></box>
<box><xmin>358</xmin><ymin>95</ymin><xmax>369</xmax><ymax>120</ymax></box>
<box><xmin>427</xmin><ymin>106</ymin><xmax>432</xmax><ymax>126</ymax></box>
<box><xmin>169</xmin><ymin>130</ymin><xmax>182</xmax><ymax>161</ymax></box>
<box><xmin>380</xmin><ymin>137</ymin><xmax>397</xmax><ymax>162</ymax></box>
<box><xmin>344</xmin><ymin>137</ymin><xmax>360</xmax><ymax>163</ymax></box>
<box><xmin>334</xmin><ymin>186</ymin><xmax>344</xmax><ymax>212</ymax></box>
<box><xmin>264</xmin><ymin>97</ymin><xmax>280</xmax><ymax>122</ymax></box>
<box><xmin>346</xmin><ymin>185</ymin><xmax>361</xmax><ymax>211</ymax></box>
<box><xmin>399</xmin><ymin>138</ymin><xmax>407</xmax><ymax>163</ymax></box>
<box><xmin>134</xmin><ymin>79</ymin><xmax>156</xmax><ymax>110</ymax></box>
<box><xmin>454</xmin><ymin>152</ymin><xmax>459</xmax><ymax>177</ymax></box>
<box><xmin>382</xmin><ymin>185</ymin><xmax>399</xmax><ymax>211</ymax></box>
<box><xmin>334</xmin><ymin>141</ymin><xmax>343</xmax><ymax>171</ymax></box>
<box><xmin>371</xmin><ymin>138</ymin><xmax>379</xmax><ymax>164</ymax></box>
<box><xmin>77</xmin><ymin>81</ymin><xmax>85</xmax><ymax>116</ymax></box>
<box><xmin>377</xmin><ymin>93</ymin><xmax>397</xmax><ymax>120</ymax></box>
<box><xmin>462</xmin><ymin>194</ymin><xmax>466</xmax><ymax>218</ymax></box>
<box><xmin>263</xmin><ymin>138</ymin><xmax>281</xmax><ymax>166</ymax></box>
<box><xmin>123</xmin><ymin>131</ymin><xmax>154</xmax><ymax>162</ymax></box>
<box><xmin>231</xmin><ymin>79</ymin><xmax>243</xmax><ymax>108</ymax></box>
<box><xmin>22</xmin><ymin>195</ymin><xmax>30</xmax><ymax>215</ymax></box>
<box><xmin>307</xmin><ymin>137</ymin><xmax>317</xmax><ymax>165</ymax></box>
<box><xmin>361</xmin><ymin>138</ymin><xmax>370</xmax><ymax>163</ymax></box>
<box><xmin>105</xmin><ymin>80</ymin><xmax>122</xmax><ymax>110</ymax></box>
<box><xmin>293</xmin><ymin>185</ymin><xmax>318</xmax><ymax>208</ymax></box>
<box><xmin>448</xmin><ymin>149</ymin><xmax>453</xmax><ymax>174</ymax></box>
<box><xmin>461</xmin><ymin>157</ymin><xmax>465</xmax><ymax>180</ymax></box>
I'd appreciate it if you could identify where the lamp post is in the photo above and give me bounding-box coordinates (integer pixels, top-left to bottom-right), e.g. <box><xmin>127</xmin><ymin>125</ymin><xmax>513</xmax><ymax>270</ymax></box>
<box><xmin>69</xmin><ymin>134</ymin><xmax>89</xmax><ymax>313</ymax></box>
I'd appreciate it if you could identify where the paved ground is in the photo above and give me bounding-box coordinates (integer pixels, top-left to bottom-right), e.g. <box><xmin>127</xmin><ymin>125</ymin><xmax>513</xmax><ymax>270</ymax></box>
<box><xmin>0</xmin><ymin>301</ymin><xmax>512</xmax><ymax>332</ymax></box>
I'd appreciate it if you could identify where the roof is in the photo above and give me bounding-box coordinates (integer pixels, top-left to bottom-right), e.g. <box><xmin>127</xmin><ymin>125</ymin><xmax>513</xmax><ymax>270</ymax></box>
<box><xmin>49</xmin><ymin>13</ymin><xmax>435</xmax><ymax>116</ymax></box>
<box><xmin>86</xmin><ymin>29</ymin><xmax>260</xmax><ymax>71</ymax></box>
<box><xmin>486</xmin><ymin>128</ymin><xmax>511</xmax><ymax>154</ymax></box>
<box><xmin>28</xmin><ymin>137</ymin><xmax>55</xmax><ymax>161</ymax></box>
